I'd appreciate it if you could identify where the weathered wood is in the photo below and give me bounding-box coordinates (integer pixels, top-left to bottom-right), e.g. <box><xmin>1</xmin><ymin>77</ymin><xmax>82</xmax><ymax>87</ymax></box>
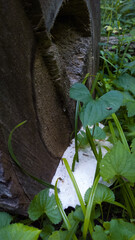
<box><xmin>0</xmin><ymin>0</ymin><xmax>100</xmax><ymax>215</ymax></box>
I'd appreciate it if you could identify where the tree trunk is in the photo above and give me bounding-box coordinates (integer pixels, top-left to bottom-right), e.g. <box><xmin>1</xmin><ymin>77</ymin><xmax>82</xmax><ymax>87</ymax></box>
<box><xmin>0</xmin><ymin>0</ymin><xmax>100</xmax><ymax>215</ymax></box>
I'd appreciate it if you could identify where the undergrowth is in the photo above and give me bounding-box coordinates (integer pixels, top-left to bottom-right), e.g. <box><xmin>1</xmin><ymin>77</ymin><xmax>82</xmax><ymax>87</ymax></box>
<box><xmin>0</xmin><ymin>0</ymin><xmax>135</xmax><ymax>239</ymax></box>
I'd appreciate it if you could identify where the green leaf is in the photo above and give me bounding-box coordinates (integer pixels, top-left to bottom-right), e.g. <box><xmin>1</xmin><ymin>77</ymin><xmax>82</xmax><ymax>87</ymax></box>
<box><xmin>0</xmin><ymin>223</ymin><xmax>41</xmax><ymax>240</ymax></box>
<box><xmin>70</xmin><ymin>83</ymin><xmax>92</xmax><ymax>104</ymax></box>
<box><xmin>48</xmin><ymin>231</ymin><xmax>67</xmax><ymax>240</ymax></box>
<box><xmin>114</xmin><ymin>74</ymin><xmax>135</xmax><ymax>96</ymax></box>
<box><xmin>80</xmin><ymin>90</ymin><xmax>123</xmax><ymax>127</ymax></box>
<box><xmin>105</xmin><ymin>219</ymin><xmax>135</xmax><ymax>240</ymax></box>
<box><xmin>40</xmin><ymin>224</ymin><xmax>55</xmax><ymax>240</ymax></box>
<box><xmin>126</xmin><ymin>101</ymin><xmax>135</xmax><ymax>117</ymax></box>
<box><xmin>131</xmin><ymin>138</ymin><xmax>135</xmax><ymax>153</ymax></box>
<box><xmin>0</xmin><ymin>212</ymin><xmax>13</xmax><ymax>228</ymax></box>
<box><xmin>77</xmin><ymin>130</ymin><xmax>89</xmax><ymax>147</ymax></box>
<box><xmin>62</xmin><ymin>211</ymin><xmax>77</xmax><ymax>230</ymax></box>
<box><xmin>85</xmin><ymin>184</ymin><xmax>115</xmax><ymax>205</ymax></box>
<box><xmin>122</xmin><ymin>91</ymin><xmax>134</xmax><ymax>106</ymax></box>
<box><xmin>28</xmin><ymin>189</ymin><xmax>62</xmax><ymax>224</ymax></box>
<box><xmin>100</xmin><ymin>141</ymin><xmax>135</xmax><ymax>183</ymax></box>
<box><xmin>92</xmin><ymin>126</ymin><xmax>106</xmax><ymax>140</ymax></box>
<box><xmin>93</xmin><ymin>219</ymin><xmax>135</xmax><ymax>240</ymax></box>
<box><xmin>122</xmin><ymin>92</ymin><xmax>135</xmax><ymax>117</ymax></box>
<box><xmin>73</xmin><ymin>206</ymin><xmax>84</xmax><ymax>222</ymax></box>
<box><xmin>78</xmin><ymin>126</ymin><xmax>106</xmax><ymax>148</ymax></box>
<box><xmin>92</xmin><ymin>225</ymin><xmax>108</xmax><ymax>240</ymax></box>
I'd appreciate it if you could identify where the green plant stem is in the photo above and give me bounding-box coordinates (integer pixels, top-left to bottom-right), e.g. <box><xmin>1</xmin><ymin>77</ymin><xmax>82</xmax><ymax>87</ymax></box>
<box><xmin>112</xmin><ymin>113</ymin><xmax>130</xmax><ymax>151</ymax></box>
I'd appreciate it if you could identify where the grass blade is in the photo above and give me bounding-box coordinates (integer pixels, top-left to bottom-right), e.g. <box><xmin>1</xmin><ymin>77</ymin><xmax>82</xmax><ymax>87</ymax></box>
<box><xmin>86</xmin><ymin>126</ymin><xmax>99</xmax><ymax>162</ymax></box>
<box><xmin>63</xmin><ymin>158</ymin><xmax>86</xmax><ymax>215</ymax></box>
<box><xmin>112</xmin><ymin>113</ymin><xmax>130</xmax><ymax>151</ymax></box>
<box><xmin>8</xmin><ymin>121</ymin><xmax>56</xmax><ymax>190</ymax></box>
<box><xmin>55</xmin><ymin>179</ymin><xmax>78</xmax><ymax>240</ymax></box>
<box><xmin>72</xmin><ymin>101</ymin><xmax>80</xmax><ymax>172</ymax></box>
<box><xmin>108</xmin><ymin>120</ymin><xmax>117</xmax><ymax>144</ymax></box>
<box><xmin>83</xmin><ymin>174</ymin><xmax>100</xmax><ymax>239</ymax></box>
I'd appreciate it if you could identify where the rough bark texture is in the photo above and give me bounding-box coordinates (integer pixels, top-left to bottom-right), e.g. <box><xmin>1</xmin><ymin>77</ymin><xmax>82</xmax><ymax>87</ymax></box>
<box><xmin>0</xmin><ymin>0</ymin><xmax>100</xmax><ymax>215</ymax></box>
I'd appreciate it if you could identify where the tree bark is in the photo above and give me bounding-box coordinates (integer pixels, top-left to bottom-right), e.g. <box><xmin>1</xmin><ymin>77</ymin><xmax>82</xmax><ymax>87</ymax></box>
<box><xmin>0</xmin><ymin>0</ymin><xmax>100</xmax><ymax>215</ymax></box>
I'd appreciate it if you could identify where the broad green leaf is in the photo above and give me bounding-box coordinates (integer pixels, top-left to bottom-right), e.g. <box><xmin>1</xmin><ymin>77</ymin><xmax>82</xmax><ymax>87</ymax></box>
<box><xmin>48</xmin><ymin>231</ymin><xmax>67</xmax><ymax>240</ymax></box>
<box><xmin>114</xmin><ymin>74</ymin><xmax>135</xmax><ymax>96</ymax></box>
<box><xmin>105</xmin><ymin>219</ymin><xmax>135</xmax><ymax>240</ymax></box>
<box><xmin>93</xmin><ymin>219</ymin><xmax>135</xmax><ymax>240</ymax></box>
<box><xmin>85</xmin><ymin>184</ymin><xmax>115</xmax><ymax>205</ymax></box>
<box><xmin>92</xmin><ymin>225</ymin><xmax>108</xmax><ymax>240</ymax></box>
<box><xmin>69</xmin><ymin>83</ymin><xmax>92</xmax><ymax>104</ymax></box>
<box><xmin>126</xmin><ymin>101</ymin><xmax>135</xmax><ymax>117</ymax></box>
<box><xmin>0</xmin><ymin>223</ymin><xmax>41</xmax><ymax>240</ymax></box>
<box><xmin>100</xmin><ymin>141</ymin><xmax>135</xmax><ymax>183</ymax></box>
<box><xmin>0</xmin><ymin>212</ymin><xmax>13</xmax><ymax>228</ymax></box>
<box><xmin>73</xmin><ymin>206</ymin><xmax>84</xmax><ymax>222</ymax></box>
<box><xmin>131</xmin><ymin>138</ymin><xmax>135</xmax><ymax>153</ymax></box>
<box><xmin>80</xmin><ymin>90</ymin><xmax>123</xmax><ymax>127</ymax></box>
<box><xmin>28</xmin><ymin>189</ymin><xmax>62</xmax><ymax>224</ymax></box>
<box><xmin>122</xmin><ymin>91</ymin><xmax>134</xmax><ymax>105</ymax></box>
<box><xmin>122</xmin><ymin>92</ymin><xmax>135</xmax><ymax>117</ymax></box>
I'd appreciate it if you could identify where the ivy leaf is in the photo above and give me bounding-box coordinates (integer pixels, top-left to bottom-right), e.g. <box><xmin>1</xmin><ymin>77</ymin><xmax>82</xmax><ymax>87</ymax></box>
<box><xmin>0</xmin><ymin>212</ymin><xmax>13</xmax><ymax>228</ymax></box>
<box><xmin>69</xmin><ymin>83</ymin><xmax>92</xmax><ymax>104</ymax></box>
<box><xmin>0</xmin><ymin>223</ymin><xmax>41</xmax><ymax>240</ymax></box>
<box><xmin>85</xmin><ymin>184</ymin><xmax>115</xmax><ymax>205</ymax></box>
<box><xmin>80</xmin><ymin>90</ymin><xmax>123</xmax><ymax>127</ymax></box>
<box><xmin>100</xmin><ymin>141</ymin><xmax>135</xmax><ymax>183</ymax></box>
<box><xmin>114</xmin><ymin>74</ymin><xmax>135</xmax><ymax>95</ymax></box>
<box><xmin>28</xmin><ymin>189</ymin><xmax>62</xmax><ymax>224</ymax></box>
